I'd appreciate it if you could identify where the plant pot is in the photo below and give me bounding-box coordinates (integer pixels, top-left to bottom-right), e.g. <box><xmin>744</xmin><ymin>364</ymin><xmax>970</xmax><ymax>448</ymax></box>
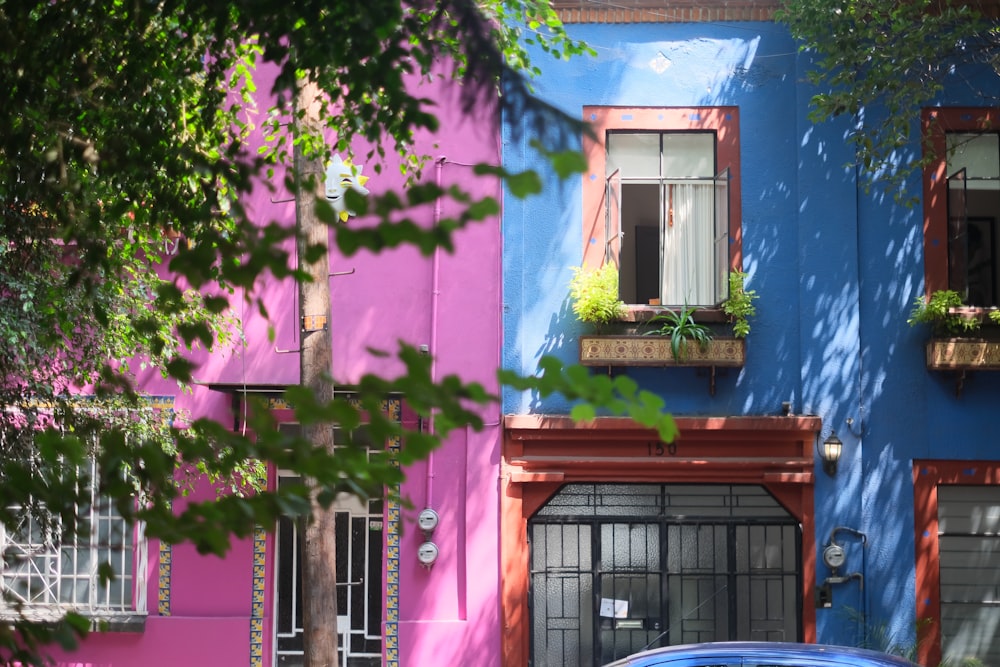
<box><xmin>579</xmin><ymin>334</ymin><xmax>746</xmax><ymax>367</ymax></box>
<box><xmin>926</xmin><ymin>337</ymin><xmax>1000</xmax><ymax>370</ymax></box>
<box><xmin>947</xmin><ymin>306</ymin><xmax>985</xmax><ymax>326</ymax></box>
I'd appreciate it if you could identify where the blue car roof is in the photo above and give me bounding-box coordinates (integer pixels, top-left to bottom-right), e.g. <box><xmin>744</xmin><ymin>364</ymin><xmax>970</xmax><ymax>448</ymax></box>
<box><xmin>604</xmin><ymin>642</ymin><xmax>919</xmax><ymax>667</ymax></box>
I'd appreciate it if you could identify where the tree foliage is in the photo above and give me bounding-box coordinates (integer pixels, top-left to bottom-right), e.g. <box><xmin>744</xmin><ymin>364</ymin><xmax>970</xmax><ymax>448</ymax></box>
<box><xmin>0</xmin><ymin>1</ymin><xmax>673</xmax><ymax>662</ymax></box>
<box><xmin>777</xmin><ymin>0</ymin><xmax>999</xmax><ymax>192</ymax></box>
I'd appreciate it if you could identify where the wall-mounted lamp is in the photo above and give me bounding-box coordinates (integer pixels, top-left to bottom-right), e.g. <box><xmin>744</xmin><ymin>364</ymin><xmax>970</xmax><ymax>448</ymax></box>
<box><xmin>819</xmin><ymin>433</ymin><xmax>844</xmax><ymax>477</ymax></box>
<box><xmin>819</xmin><ymin>433</ymin><xmax>843</xmax><ymax>476</ymax></box>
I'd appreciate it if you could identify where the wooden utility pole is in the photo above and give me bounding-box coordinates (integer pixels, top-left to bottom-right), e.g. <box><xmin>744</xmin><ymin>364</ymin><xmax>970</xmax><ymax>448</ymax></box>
<box><xmin>294</xmin><ymin>79</ymin><xmax>339</xmax><ymax>667</ymax></box>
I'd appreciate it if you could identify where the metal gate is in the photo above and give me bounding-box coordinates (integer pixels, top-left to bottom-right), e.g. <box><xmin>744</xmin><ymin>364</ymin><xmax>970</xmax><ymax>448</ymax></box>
<box><xmin>529</xmin><ymin>484</ymin><xmax>801</xmax><ymax>667</ymax></box>
<box><xmin>274</xmin><ymin>479</ymin><xmax>384</xmax><ymax>667</ymax></box>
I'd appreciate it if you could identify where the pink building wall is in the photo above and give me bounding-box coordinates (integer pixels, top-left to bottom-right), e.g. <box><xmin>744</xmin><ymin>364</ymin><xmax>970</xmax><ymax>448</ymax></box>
<box><xmin>49</xmin><ymin>65</ymin><xmax>502</xmax><ymax>667</ymax></box>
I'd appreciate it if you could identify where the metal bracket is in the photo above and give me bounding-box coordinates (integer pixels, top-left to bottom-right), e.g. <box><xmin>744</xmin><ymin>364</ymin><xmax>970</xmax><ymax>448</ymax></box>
<box><xmin>698</xmin><ymin>366</ymin><xmax>723</xmax><ymax>396</ymax></box>
<box><xmin>955</xmin><ymin>370</ymin><xmax>968</xmax><ymax>397</ymax></box>
<box><xmin>301</xmin><ymin>314</ymin><xmax>328</xmax><ymax>333</ymax></box>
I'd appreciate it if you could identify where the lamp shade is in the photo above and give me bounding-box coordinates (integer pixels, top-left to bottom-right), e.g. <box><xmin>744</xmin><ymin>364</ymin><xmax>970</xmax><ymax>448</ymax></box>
<box><xmin>821</xmin><ymin>433</ymin><xmax>843</xmax><ymax>476</ymax></box>
<box><xmin>822</xmin><ymin>434</ymin><xmax>843</xmax><ymax>462</ymax></box>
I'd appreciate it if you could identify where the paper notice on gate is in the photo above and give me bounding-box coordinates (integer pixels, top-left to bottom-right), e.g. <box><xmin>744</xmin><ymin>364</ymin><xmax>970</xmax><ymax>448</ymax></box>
<box><xmin>599</xmin><ymin>598</ymin><xmax>629</xmax><ymax>618</ymax></box>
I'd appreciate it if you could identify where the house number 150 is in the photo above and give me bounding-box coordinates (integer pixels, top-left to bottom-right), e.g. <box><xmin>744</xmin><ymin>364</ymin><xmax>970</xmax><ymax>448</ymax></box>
<box><xmin>647</xmin><ymin>442</ymin><xmax>677</xmax><ymax>456</ymax></box>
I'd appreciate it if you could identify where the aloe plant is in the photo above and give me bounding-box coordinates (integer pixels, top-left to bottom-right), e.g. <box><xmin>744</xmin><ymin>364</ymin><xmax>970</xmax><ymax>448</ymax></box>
<box><xmin>645</xmin><ymin>304</ymin><xmax>713</xmax><ymax>361</ymax></box>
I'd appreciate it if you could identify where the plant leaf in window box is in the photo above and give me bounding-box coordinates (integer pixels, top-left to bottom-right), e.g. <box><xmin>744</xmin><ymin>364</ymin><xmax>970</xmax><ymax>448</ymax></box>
<box><xmin>907</xmin><ymin>289</ymin><xmax>994</xmax><ymax>336</ymax></box>
<box><xmin>722</xmin><ymin>270</ymin><xmax>758</xmax><ymax>338</ymax></box>
<box><xmin>645</xmin><ymin>304</ymin><xmax>713</xmax><ymax>361</ymax></box>
<box><xmin>569</xmin><ymin>264</ymin><xmax>626</xmax><ymax>331</ymax></box>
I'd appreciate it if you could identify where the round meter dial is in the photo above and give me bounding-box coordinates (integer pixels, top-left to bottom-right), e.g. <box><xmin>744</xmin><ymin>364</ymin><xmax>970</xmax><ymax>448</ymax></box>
<box><xmin>417</xmin><ymin>541</ymin><xmax>439</xmax><ymax>565</ymax></box>
<box><xmin>823</xmin><ymin>543</ymin><xmax>846</xmax><ymax>570</ymax></box>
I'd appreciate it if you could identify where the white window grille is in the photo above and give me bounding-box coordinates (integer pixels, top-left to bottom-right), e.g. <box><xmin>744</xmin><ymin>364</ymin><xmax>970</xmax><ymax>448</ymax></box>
<box><xmin>0</xmin><ymin>456</ymin><xmax>146</xmax><ymax>621</ymax></box>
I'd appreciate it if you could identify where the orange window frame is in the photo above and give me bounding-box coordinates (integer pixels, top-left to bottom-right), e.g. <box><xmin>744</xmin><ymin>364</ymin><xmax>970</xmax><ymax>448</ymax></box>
<box><xmin>581</xmin><ymin>106</ymin><xmax>743</xmax><ymax>272</ymax></box>
<box><xmin>921</xmin><ymin>107</ymin><xmax>1000</xmax><ymax>295</ymax></box>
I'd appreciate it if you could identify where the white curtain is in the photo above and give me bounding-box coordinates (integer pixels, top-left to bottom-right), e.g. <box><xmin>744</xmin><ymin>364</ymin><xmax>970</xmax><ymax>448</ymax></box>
<box><xmin>662</xmin><ymin>181</ymin><xmax>715</xmax><ymax>306</ymax></box>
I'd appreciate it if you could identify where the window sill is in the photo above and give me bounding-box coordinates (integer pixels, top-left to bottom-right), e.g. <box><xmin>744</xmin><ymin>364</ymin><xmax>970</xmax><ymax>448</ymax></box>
<box><xmin>90</xmin><ymin>613</ymin><xmax>147</xmax><ymax>633</ymax></box>
<box><xmin>0</xmin><ymin>609</ymin><xmax>147</xmax><ymax>633</ymax></box>
<box><xmin>618</xmin><ymin>305</ymin><xmax>727</xmax><ymax>324</ymax></box>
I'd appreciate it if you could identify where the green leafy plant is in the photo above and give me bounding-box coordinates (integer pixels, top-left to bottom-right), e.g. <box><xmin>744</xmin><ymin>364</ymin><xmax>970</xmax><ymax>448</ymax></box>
<box><xmin>722</xmin><ymin>270</ymin><xmax>758</xmax><ymax>338</ymax></box>
<box><xmin>840</xmin><ymin>606</ymin><xmax>986</xmax><ymax>667</ymax></box>
<box><xmin>645</xmin><ymin>304</ymin><xmax>713</xmax><ymax>361</ymax></box>
<box><xmin>907</xmin><ymin>289</ymin><xmax>1000</xmax><ymax>336</ymax></box>
<box><xmin>569</xmin><ymin>264</ymin><xmax>626</xmax><ymax>328</ymax></box>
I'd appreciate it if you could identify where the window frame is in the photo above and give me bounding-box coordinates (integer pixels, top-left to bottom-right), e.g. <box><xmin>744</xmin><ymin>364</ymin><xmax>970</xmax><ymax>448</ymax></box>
<box><xmin>582</xmin><ymin>106</ymin><xmax>743</xmax><ymax>315</ymax></box>
<box><xmin>922</xmin><ymin>107</ymin><xmax>1000</xmax><ymax>299</ymax></box>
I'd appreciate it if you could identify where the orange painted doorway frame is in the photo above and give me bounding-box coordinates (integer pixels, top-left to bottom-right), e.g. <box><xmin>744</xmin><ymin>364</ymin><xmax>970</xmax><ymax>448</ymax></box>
<box><xmin>500</xmin><ymin>414</ymin><xmax>822</xmax><ymax>667</ymax></box>
<box><xmin>913</xmin><ymin>460</ymin><xmax>1000</xmax><ymax>667</ymax></box>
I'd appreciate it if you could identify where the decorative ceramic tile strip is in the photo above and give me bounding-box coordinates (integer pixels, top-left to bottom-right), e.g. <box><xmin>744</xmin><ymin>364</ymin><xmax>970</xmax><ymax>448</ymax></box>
<box><xmin>579</xmin><ymin>335</ymin><xmax>746</xmax><ymax>367</ymax></box>
<box><xmin>150</xmin><ymin>401</ymin><xmax>175</xmax><ymax>618</ymax></box>
<box><xmin>927</xmin><ymin>339</ymin><xmax>1000</xmax><ymax>369</ymax></box>
<box><xmin>250</xmin><ymin>525</ymin><xmax>267</xmax><ymax>667</ymax></box>
<box><xmin>384</xmin><ymin>398</ymin><xmax>401</xmax><ymax>667</ymax></box>
<box><xmin>263</xmin><ymin>396</ymin><xmax>293</xmax><ymax>411</ymax></box>
<box><xmin>157</xmin><ymin>539</ymin><xmax>171</xmax><ymax>616</ymax></box>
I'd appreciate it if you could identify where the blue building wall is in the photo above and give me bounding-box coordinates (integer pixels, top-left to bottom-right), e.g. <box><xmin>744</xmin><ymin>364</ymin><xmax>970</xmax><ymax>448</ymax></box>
<box><xmin>502</xmin><ymin>18</ymin><xmax>1000</xmax><ymax>651</ymax></box>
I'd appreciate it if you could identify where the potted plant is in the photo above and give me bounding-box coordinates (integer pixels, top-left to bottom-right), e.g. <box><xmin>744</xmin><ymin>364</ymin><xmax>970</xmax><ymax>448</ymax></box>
<box><xmin>568</xmin><ymin>264</ymin><xmax>626</xmax><ymax>331</ymax></box>
<box><xmin>573</xmin><ymin>267</ymin><xmax>748</xmax><ymax>374</ymax></box>
<box><xmin>907</xmin><ymin>289</ymin><xmax>989</xmax><ymax>335</ymax></box>
<box><xmin>909</xmin><ymin>289</ymin><xmax>1000</xmax><ymax>373</ymax></box>
<box><xmin>645</xmin><ymin>304</ymin><xmax>713</xmax><ymax>361</ymax></box>
<box><xmin>722</xmin><ymin>270</ymin><xmax>758</xmax><ymax>338</ymax></box>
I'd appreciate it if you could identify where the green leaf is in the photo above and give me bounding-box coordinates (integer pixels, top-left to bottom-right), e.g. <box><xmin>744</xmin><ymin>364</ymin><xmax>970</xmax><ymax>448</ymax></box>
<box><xmin>570</xmin><ymin>403</ymin><xmax>596</xmax><ymax>423</ymax></box>
<box><xmin>507</xmin><ymin>170</ymin><xmax>543</xmax><ymax>198</ymax></box>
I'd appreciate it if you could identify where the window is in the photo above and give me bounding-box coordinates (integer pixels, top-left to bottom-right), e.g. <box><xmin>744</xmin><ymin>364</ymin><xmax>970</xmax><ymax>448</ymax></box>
<box><xmin>922</xmin><ymin>108</ymin><xmax>1000</xmax><ymax>306</ymax></box>
<box><xmin>583</xmin><ymin>107</ymin><xmax>742</xmax><ymax>309</ymax></box>
<box><xmin>945</xmin><ymin>133</ymin><xmax>1000</xmax><ymax>306</ymax></box>
<box><xmin>0</xmin><ymin>457</ymin><xmax>145</xmax><ymax>621</ymax></box>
